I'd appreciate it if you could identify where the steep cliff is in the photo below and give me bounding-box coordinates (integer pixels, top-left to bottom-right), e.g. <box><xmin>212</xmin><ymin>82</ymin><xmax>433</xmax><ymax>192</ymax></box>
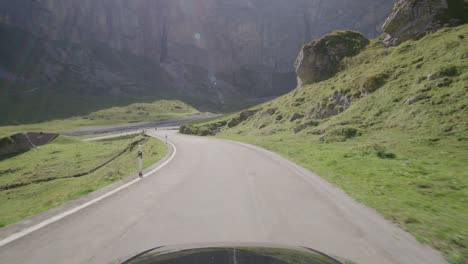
<box><xmin>0</xmin><ymin>0</ymin><xmax>395</xmax><ymax>123</ymax></box>
<box><xmin>382</xmin><ymin>0</ymin><xmax>468</xmax><ymax>46</ymax></box>
<box><xmin>0</xmin><ymin>0</ymin><xmax>394</xmax><ymax>70</ymax></box>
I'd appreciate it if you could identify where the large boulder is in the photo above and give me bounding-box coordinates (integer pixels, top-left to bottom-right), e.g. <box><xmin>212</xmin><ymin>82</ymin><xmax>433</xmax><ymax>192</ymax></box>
<box><xmin>295</xmin><ymin>31</ymin><xmax>369</xmax><ymax>86</ymax></box>
<box><xmin>0</xmin><ymin>132</ymin><xmax>59</xmax><ymax>156</ymax></box>
<box><xmin>382</xmin><ymin>0</ymin><xmax>468</xmax><ymax>46</ymax></box>
<box><xmin>0</xmin><ymin>133</ymin><xmax>34</xmax><ymax>156</ymax></box>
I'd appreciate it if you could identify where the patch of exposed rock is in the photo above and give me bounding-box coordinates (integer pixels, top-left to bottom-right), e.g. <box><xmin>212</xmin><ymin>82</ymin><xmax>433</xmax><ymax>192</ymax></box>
<box><xmin>261</xmin><ymin>108</ymin><xmax>278</xmax><ymax>117</ymax></box>
<box><xmin>382</xmin><ymin>0</ymin><xmax>468</xmax><ymax>46</ymax></box>
<box><xmin>308</xmin><ymin>92</ymin><xmax>353</xmax><ymax>120</ymax></box>
<box><xmin>227</xmin><ymin>109</ymin><xmax>262</xmax><ymax>128</ymax></box>
<box><xmin>295</xmin><ymin>31</ymin><xmax>370</xmax><ymax>86</ymax></box>
<box><xmin>289</xmin><ymin>113</ymin><xmax>305</xmax><ymax>122</ymax></box>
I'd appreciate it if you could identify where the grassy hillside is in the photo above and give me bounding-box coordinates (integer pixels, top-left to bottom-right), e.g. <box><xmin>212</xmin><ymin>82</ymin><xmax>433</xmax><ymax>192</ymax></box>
<box><xmin>0</xmin><ymin>100</ymin><xmax>198</xmax><ymax>138</ymax></box>
<box><xmin>181</xmin><ymin>25</ymin><xmax>468</xmax><ymax>263</ymax></box>
<box><xmin>0</xmin><ymin>134</ymin><xmax>166</xmax><ymax>227</ymax></box>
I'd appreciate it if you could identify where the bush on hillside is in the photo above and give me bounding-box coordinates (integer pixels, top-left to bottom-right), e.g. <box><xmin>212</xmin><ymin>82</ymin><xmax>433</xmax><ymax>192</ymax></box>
<box><xmin>320</xmin><ymin>126</ymin><xmax>362</xmax><ymax>143</ymax></box>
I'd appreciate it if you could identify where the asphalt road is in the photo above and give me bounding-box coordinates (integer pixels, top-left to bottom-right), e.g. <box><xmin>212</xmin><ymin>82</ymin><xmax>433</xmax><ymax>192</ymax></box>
<box><xmin>0</xmin><ymin>130</ymin><xmax>446</xmax><ymax>264</ymax></box>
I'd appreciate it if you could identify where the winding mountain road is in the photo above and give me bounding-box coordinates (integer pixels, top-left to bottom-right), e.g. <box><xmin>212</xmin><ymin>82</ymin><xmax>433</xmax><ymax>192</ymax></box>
<box><xmin>0</xmin><ymin>130</ymin><xmax>446</xmax><ymax>264</ymax></box>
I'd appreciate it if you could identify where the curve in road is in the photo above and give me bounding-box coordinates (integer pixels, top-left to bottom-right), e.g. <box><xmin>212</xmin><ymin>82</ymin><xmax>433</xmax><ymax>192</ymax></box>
<box><xmin>0</xmin><ymin>130</ymin><xmax>446</xmax><ymax>264</ymax></box>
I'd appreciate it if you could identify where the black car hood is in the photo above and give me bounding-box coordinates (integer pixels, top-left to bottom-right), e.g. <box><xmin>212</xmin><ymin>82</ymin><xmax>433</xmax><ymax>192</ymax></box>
<box><xmin>122</xmin><ymin>243</ymin><xmax>343</xmax><ymax>264</ymax></box>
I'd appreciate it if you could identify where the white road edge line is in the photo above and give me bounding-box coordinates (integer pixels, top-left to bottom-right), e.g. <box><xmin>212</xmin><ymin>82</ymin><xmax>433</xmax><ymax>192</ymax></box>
<box><xmin>0</xmin><ymin>135</ymin><xmax>177</xmax><ymax>248</ymax></box>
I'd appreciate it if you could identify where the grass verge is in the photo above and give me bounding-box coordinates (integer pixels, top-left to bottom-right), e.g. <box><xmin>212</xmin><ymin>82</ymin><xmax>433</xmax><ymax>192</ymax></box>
<box><xmin>0</xmin><ymin>134</ymin><xmax>166</xmax><ymax>227</ymax></box>
<box><xmin>217</xmin><ymin>132</ymin><xmax>467</xmax><ymax>263</ymax></box>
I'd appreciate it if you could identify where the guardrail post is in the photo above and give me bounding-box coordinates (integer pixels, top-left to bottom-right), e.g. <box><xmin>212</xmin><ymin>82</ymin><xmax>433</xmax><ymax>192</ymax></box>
<box><xmin>138</xmin><ymin>144</ymin><xmax>143</xmax><ymax>177</ymax></box>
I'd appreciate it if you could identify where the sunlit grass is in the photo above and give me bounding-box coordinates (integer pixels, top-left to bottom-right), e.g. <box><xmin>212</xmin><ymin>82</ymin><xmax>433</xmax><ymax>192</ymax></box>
<box><xmin>0</xmin><ymin>134</ymin><xmax>167</xmax><ymax>227</ymax></box>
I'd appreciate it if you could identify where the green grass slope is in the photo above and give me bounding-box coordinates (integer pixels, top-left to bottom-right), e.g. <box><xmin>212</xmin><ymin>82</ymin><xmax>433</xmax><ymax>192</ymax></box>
<box><xmin>0</xmin><ymin>134</ymin><xmax>166</xmax><ymax>227</ymax></box>
<box><xmin>181</xmin><ymin>25</ymin><xmax>468</xmax><ymax>263</ymax></box>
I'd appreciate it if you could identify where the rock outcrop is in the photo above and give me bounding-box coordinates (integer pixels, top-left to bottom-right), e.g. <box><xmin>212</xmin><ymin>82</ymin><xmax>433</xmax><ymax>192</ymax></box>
<box><xmin>295</xmin><ymin>31</ymin><xmax>370</xmax><ymax>86</ymax></box>
<box><xmin>227</xmin><ymin>109</ymin><xmax>262</xmax><ymax>128</ymax></box>
<box><xmin>0</xmin><ymin>134</ymin><xmax>34</xmax><ymax>156</ymax></box>
<box><xmin>382</xmin><ymin>0</ymin><xmax>468</xmax><ymax>46</ymax></box>
<box><xmin>0</xmin><ymin>132</ymin><xmax>58</xmax><ymax>156</ymax></box>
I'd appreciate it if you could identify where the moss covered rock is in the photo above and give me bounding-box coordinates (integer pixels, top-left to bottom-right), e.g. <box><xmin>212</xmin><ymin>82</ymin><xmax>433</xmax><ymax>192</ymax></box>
<box><xmin>295</xmin><ymin>31</ymin><xmax>369</xmax><ymax>86</ymax></box>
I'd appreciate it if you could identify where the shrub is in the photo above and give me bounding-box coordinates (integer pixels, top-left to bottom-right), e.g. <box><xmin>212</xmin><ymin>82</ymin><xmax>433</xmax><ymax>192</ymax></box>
<box><xmin>361</xmin><ymin>73</ymin><xmax>389</xmax><ymax>93</ymax></box>
<box><xmin>437</xmin><ymin>65</ymin><xmax>459</xmax><ymax>77</ymax></box>
<box><xmin>294</xmin><ymin>120</ymin><xmax>320</xmax><ymax>133</ymax></box>
<box><xmin>373</xmin><ymin>144</ymin><xmax>397</xmax><ymax>159</ymax></box>
<box><xmin>320</xmin><ymin>126</ymin><xmax>362</xmax><ymax>142</ymax></box>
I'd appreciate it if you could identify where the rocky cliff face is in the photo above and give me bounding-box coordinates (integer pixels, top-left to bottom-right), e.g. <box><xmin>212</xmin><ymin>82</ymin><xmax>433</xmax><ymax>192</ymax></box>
<box><xmin>382</xmin><ymin>0</ymin><xmax>468</xmax><ymax>46</ymax></box>
<box><xmin>0</xmin><ymin>0</ymin><xmax>395</xmax><ymax>114</ymax></box>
